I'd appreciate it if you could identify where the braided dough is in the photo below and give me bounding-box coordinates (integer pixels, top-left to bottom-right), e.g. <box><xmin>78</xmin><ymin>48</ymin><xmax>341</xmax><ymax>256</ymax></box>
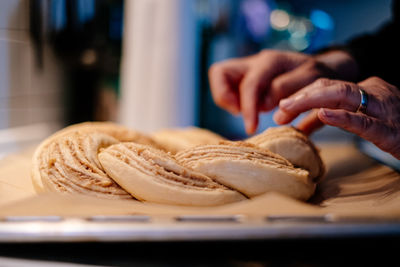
<box><xmin>31</xmin><ymin>122</ymin><xmax>161</xmax><ymax>194</ymax></box>
<box><xmin>98</xmin><ymin>143</ymin><xmax>245</xmax><ymax>206</ymax></box>
<box><xmin>175</xmin><ymin>141</ymin><xmax>313</xmax><ymax>200</ymax></box>
<box><xmin>247</xmin><ymin>126</ymin><xmax>325</xmax><ymax>182</ymax></box>
<box><xmin>32</xmin><ymin>131</ymin><xmax>132</xmax><ymax>199</ymax></box>
<box><xmin>32</xmin><ymin>122</ymin><xmax>324</xmax><ymax>205</ymax></box>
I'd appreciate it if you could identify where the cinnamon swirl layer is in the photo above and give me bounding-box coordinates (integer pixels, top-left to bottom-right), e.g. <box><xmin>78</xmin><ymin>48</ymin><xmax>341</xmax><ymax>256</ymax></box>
<box><xmin>31</xmin><ymin>122</ymin><xmax>162</xmax><ymax>192</ymax></box>
<box><xmin>247</xmin><ymin>126</ymin><xmax>325</xmax><ymax>182</ymax></box>
<box><xmin>98</xmin><ymin>143</ymin><xmax>245</xmax><ymax>206</ymax></box>
<box><xmin>175</xmin><ymin>141</ymin><xmax>314</xmax><ymax>200</ymax></box>
<box><xmin>32</xmin><ymin>131</ymin><xmax>132</xmax><ymax>199</ymax></box>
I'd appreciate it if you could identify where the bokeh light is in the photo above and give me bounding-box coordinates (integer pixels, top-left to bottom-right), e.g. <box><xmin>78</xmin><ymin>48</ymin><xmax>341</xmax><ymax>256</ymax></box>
<box><xmin>310</xmin><ymin>9</ymin><xmax>334</xmax><ymax>30</ymax></box>
<box><xmin>270</xmin><ymin>9</ymin><xmax>290</xmax><ymax>30</ymax></box>
<box><xmin>241</xmin><ymin>0</ymin><xmax>271</xmax><ymax>41</ymax></box>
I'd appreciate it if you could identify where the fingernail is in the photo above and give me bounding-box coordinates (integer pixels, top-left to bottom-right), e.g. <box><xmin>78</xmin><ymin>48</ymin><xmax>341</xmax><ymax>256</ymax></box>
<box><xmin>319</xmin><ymin>108</ymin><xmax>326</xmax><ymax>115</ymax></box>
<box><xmin>273</xmin><ymin>110</ymin><xmax>286</xmax><ymax>124</ymax></box>
<box><xmin>244</xmin><ymin>118</ymin><xmax>256</xmax><ymax>135</ymax></box>
<box><xmin>228</xmin><ymin>107</ymin><xmax>240</xmax><ymax>116</ymax></box>
<box><xmin>280</xmin><ymin>94</ymin><xmax>306</xmax><ymax>110</ymax></box>
<box><xmin>280</xmin><ymin>98</ymin><xmax>294</xmax><ymax>109</ymax></box>
<box><xmin>244</xmin><ymin>121</ymin><xmax>253</xmax><ymax>134</ymax></box>
<box><xmin>319</xmin><ymin>108</ymin><xmax>334</xmax><ymax>121</ymax></box>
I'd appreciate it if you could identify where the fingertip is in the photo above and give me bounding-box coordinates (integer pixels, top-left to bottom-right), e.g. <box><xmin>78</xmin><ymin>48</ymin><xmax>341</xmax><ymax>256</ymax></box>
<box><xmin>246</xmin><ymin>128</ymin><xmax>257</xmax><ymax>136</ymax></box>
<box><xmin>213</xmin><ymin>88</ymin><xmax>241</xmax><ymax>115</ymax></box>
<box><xmin>279</xmin><ymin>98</ymin><xmax>294</xmax><ymax>110</ymax></box>
<box><xmin>297</xmin><ymin>124</ymin><xmax>312</xmax><ymax>136</ymax></box>
<box><xmin>318</xmin><ymin>108</ymin><xmax>335</xmax><ymax>123</ymax></box>
<box><xmin>296</xmin><ymin>111</ymin><xmax>324</xmax><ymax>136</ymax></box>
<box><xmin>229</xmin><ymin>108</ymin><xmax>241</xmax><ymax>117</ymax></box>
<box><xmin>244</xmin><ymin>114</ymin><xmax>258</xmax><ymax>135</ymax></box>
<box><xmin>240</xmin><ymin>94</ymin><xmax>258</xmax><ymax>134</ymax></box>
<box><xmin>230</xmin><ymin>108</ymin><xmax>240</xmax><ymax>116</ymax></box>
<box><xmin>273</xmin><ymin>109</ymin><xmax>289</xmax><ymax>125</ymax></box>
<box><xmin>225</xmin><ymin>96</ymin><xmax>240</xmax><ymax>115</ymax></box>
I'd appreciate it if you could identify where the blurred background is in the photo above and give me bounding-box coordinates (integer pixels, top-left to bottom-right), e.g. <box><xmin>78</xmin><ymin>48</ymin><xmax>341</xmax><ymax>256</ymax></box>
<box><xmin>0</xmin><ymin>0</ymin><xmax>392</xmax><ymax>154</ymax></box>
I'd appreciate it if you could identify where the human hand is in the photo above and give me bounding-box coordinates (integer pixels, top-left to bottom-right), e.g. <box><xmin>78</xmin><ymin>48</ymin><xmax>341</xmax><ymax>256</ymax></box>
<box><xmin>208</xmin><ymin>49</ymin><xmax>358</xmax><ymax>134</ymax></box>
<box><xmin>274</xmin><ymin>77</ymin><xmax>400</xmax><ymax>159</ymax></box>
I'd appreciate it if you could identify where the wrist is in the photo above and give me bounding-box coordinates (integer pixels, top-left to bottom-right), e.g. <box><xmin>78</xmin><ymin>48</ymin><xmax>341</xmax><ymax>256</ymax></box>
<box><xmin>314</xmin><ymin>49</ymin><xmax>359</xmax><ymax>82</ymax></box>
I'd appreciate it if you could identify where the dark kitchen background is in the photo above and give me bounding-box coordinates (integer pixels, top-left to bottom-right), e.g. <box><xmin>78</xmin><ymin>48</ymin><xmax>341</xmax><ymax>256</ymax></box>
<box><xmin>0</xmin><ymin>0</ymin><xmax>392</xmax><ymax>140</ymax></box>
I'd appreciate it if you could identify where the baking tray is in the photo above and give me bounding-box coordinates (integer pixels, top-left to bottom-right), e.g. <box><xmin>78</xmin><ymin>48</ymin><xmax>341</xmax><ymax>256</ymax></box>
<box><xmin>1</xmin><ymin>214</ymin><xmax>400</xmax><ymax>243</ymax></box>
<box><xmin>356</xmin><ymin>138</ymin><xmax>400</xmax><ymax>172</ymax></box>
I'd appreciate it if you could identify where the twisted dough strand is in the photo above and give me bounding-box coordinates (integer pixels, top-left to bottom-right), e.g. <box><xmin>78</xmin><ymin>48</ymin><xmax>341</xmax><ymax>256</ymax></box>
<box><xmin>34</xmin><ymin>131</ymin><xmax>132</xmax><ymax>199</ymax></box>
<box><xmin>32</xmin><ymin>123</ymin><xmax>324</xmax><ymax>205</ymax></box>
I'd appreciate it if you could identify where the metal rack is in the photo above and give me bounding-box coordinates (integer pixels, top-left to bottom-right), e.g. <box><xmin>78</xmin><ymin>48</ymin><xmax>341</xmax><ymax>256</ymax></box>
<box><xmin>1</xmin><ymin>214</ymin><xmax>400</xmax><ymax>242</ymax></box>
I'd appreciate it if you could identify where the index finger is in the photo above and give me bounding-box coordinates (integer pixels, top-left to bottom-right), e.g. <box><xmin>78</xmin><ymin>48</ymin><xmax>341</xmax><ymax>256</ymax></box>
<box><xmin>274</xmin><ymin>79</ymin><xmax>362</xmax><ymax>124</ymax></box>
<box><xmin>208</xmin><ymin>60</ymin><xmax>248</xmax><ymax>114</ymax></box>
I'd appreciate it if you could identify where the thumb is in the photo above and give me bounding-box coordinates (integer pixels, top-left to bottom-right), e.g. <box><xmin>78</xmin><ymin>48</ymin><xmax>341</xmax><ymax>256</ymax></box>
<box><xmin>296</xmin><ymin>109</ymin><xmax>324</xmax><ymax>136</ymax></box>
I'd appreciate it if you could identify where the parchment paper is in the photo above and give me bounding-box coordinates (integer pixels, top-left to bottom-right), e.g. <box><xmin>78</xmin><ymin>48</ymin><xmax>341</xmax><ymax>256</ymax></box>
<box><xmin>1</xmin><ymin>143</ymin><xmax>399</xmax><ymax>218</ymax></box>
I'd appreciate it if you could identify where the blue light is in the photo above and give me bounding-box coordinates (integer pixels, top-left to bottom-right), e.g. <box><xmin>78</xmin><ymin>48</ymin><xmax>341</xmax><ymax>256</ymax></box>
<box><xmin>77</xmin><ymin>0</ymin><xmax>95</xmax><ymax>24</ymax></box>
<box><xmin>310</xmin><ymin>9</ymin><xmax>334</xmax><ymax>30</ymax></box>
<box><xmin>51</xmin><ymin>0</ymin><xmax>66</xmax><ymax>31</ymax></box>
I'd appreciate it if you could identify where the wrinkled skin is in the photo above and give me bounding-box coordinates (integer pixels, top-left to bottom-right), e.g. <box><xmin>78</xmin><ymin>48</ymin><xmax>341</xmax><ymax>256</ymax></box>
<box><xmin>209</xmin><ymin>49</ymin><xmax>400</xmax><ymax>159</ymax></box>
<box><xmin>208</xmin><ymin>49</ymin><xmax>358</xmax><ymax>134</ymax></box>
<box><xmin>274</xmin><ymin>77</ymin><xmax>400</xmax><ymax>159</ymax></box>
